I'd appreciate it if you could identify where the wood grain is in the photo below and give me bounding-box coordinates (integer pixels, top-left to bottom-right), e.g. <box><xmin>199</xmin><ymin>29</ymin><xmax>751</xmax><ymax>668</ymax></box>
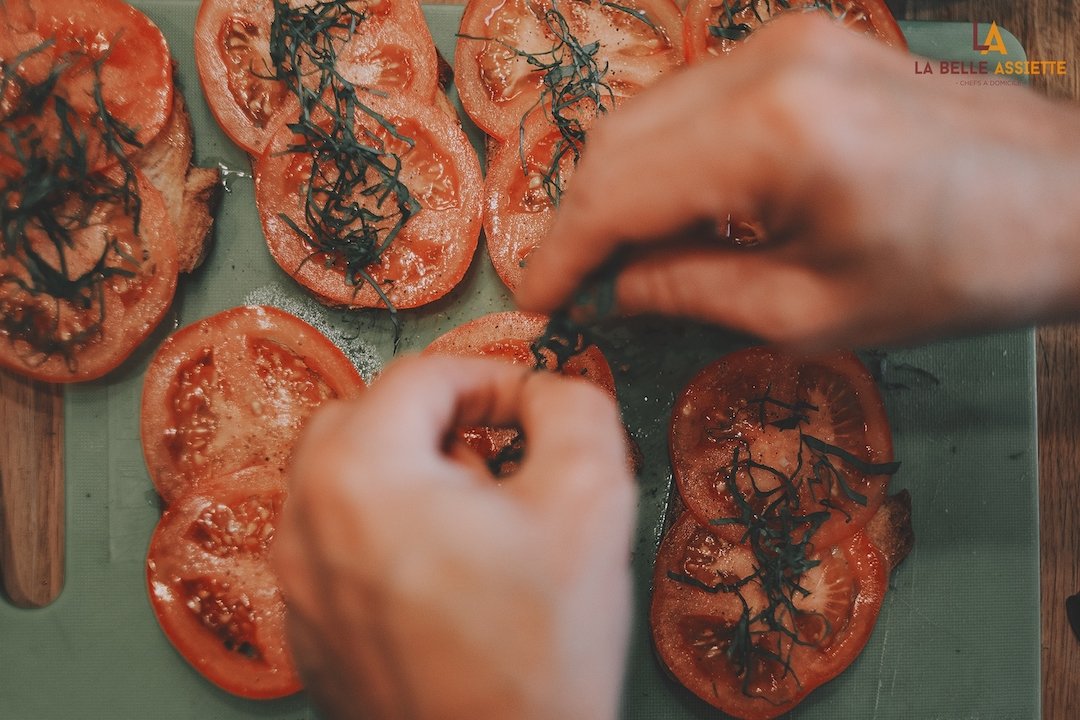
<box><xmin>0</xmin><ymin>369</ymin><xmax>64</xmax><ymax>607</ymax></box>
<box><xmin>896</xmin><ymin>2</ymin><xmax>1080</xmax><ymax>716</ymax></box>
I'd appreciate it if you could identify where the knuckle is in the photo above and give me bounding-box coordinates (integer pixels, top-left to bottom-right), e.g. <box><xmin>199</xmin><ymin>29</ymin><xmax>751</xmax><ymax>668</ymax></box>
<box><xmin>376</xmin><ymin>352</ymin><xmax>428</xmax><ymax>383</ymax></box>
<box><xmin>757</xmin><ymin>285</ymin><xmax>851</xmax><ymax>346</ymax></box>
<box><xmin>632</xmin><ymin>264</ymin><xmax>702</xmax><ymax>317</ymax></box>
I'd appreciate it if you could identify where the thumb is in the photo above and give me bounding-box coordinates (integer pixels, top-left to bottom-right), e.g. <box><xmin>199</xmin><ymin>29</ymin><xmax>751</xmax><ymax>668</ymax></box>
<box><xmin>507</xmin><ymin>372</ymin><xmax>633</xmax><ymax>513</ymax></box>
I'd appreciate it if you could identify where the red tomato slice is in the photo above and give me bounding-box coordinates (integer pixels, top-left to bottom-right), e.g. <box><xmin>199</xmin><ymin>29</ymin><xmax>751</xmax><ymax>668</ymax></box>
<box><xmin>146</xmin><ymin>464</ymin><xmax>301</xmax><ymax>699</ymax></box>
<box><xmin>425</xmin><ymin>310</ymin><xmax>616</xmax><ymax>391</ymax></box>
<box><xmin>254</xmin><ymin>94</ymin><xmax>483</xmax><ymax>309</ymax></box>
<box><xmin>683</xmin><ymin>0</ymin><xmax>906</xmax><ymax>62</ymax></box>
<box><xmin>669</xmin><ymin>346</ymin><xmax>894</xmax><ymax>549</ymax></box>
<box><xmin>484</xmin><ymin>112</ymin><xmax>586</xmax><ymax>291</ymax></box>
<box><xmin>455</xmin><ymin>0</ymin><xmax>685</xmax><ymax>141</ymax></box>
<box><xmin>424</xmin><ymin>310</ymin><xmax>616</xmax><ymax>472</ymax></box>
<box><xmin>195</xmin><ymin>0</ymin><xmax>439</xmax><ymax>155</ymax></box>
<box><xmin>140</xmin><ymin>305</ymin><xmax>366</xmax><ymax>504</ymax></box>
<box><xmin>0</xmin><ymin>0</ymin><xmax>173</xmax><ymax>174</ymax></box>
<box><xmin>651</xmin><ymin>511</ymin><xmax>887</xmax><ymax>719</ymax></box>
<box><xmin>0</xmin><ymin>168</ymin><xmax>178</xmax><ymax>382</ymax></box>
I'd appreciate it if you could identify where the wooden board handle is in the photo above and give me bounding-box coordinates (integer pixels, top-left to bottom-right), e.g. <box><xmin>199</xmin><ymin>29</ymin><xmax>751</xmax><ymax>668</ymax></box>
<box><xmin>0</xmin><ymin>369</ymin><xmax>64</xmax><ymax>608</ymax></box>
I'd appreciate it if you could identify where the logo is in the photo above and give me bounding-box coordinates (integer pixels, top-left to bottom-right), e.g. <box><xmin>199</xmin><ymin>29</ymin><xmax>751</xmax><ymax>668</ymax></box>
<box><xmin>973</xmin><ymin>22</ymin><xmax>1008</xmax><ymax>56</ymax></box>
<box><xmin>914</xmin><ymin>21</ymin><xmax>1068</xmax><ymax>83</ymax></box>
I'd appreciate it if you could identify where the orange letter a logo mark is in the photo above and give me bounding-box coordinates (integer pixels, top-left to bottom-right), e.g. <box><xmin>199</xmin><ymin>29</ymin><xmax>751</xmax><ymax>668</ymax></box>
<box><xmin>976</xmin><ymin>21</ymin><xmax>1008</xmax><ymax>56</ymax></box>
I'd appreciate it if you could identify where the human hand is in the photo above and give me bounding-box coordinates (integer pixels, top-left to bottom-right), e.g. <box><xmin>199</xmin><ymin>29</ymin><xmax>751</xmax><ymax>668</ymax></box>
<box><xmin>273</xmin><ymin>355</ymin><xmax>636</xmax><ymax>720</ymax></box>
<box><xmin>516</xmin><ymin>14</ymin><xmax>1080</xmax><ymax>348</ymax></box>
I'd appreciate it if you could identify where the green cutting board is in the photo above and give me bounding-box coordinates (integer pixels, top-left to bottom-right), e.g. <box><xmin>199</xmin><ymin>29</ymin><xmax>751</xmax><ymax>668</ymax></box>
<box><xmin>0</xmin><ymin>6</ymin><xmax>1038</xmax><ymax>719</ymax></box>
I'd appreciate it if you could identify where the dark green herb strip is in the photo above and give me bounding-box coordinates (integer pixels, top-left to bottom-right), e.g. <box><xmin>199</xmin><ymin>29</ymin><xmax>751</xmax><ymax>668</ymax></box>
<box><xmin>0</xmin><ymin>40</ymin><xmax>64</xmax><ymax>122</ymax></box>
<box><xmin>802</xmin><ymin>434</ymin><xmax>902</xmax><ymax>477</ymax></box>
<box><xmin>863</xmin><ymin>348</ymin><xmax>943</xmax><ymax>391</ymax></box>
<box><xmin>0</xmin><ymin>44</ymin><xmax>143</xmax><ymax>369</ymax></box>
<box><xmin>598</xmin><ymin>0</ymin><xmax>659</xmax><ymax>31</ymax></box>
<box><xmin>671</xmin><ymin>385</ymin><xmax>899</xmax><ymax>697</ymax></box>
<box><xmin>528</xmin><ymin>6</ymin><xmax>610</xmax><ymax>206</ymax></box>
<box><xmin>473</xmin><ymin>261</ymin><xmax>619</xmax><ymax>475</ymax></box>
<box><xmin>708</xmin><ymin>0</ymin><xmax>852</xmax><ymax>40</ymax></box>
<box><xmin>268</xmin><ymin>0</ymin><xmax>419</xmax><ymax>327</ymax></box>
<box><xmin>529</xmin><ymin>256</ymin><xmax>618</xmax><ymax>371</ymax></box>
<box><xmin>462</xmin><ymin>0</ymin><xmax>662</xmax><ymax>205</ymax></box>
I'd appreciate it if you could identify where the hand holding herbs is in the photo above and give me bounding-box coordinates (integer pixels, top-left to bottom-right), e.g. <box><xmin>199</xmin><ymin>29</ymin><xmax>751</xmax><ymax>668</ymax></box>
<box><xmin>274</xmin><ymin>355</ymin><xmax>635</xmax><ymax>720</ymax></box>
<box><xmin>517</xmin><ymin>13</ymin><xmax>1080</xmax><ymax>349</ymax></box>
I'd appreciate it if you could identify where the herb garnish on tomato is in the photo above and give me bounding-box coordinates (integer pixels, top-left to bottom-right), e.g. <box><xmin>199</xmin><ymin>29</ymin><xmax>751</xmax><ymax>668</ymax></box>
<box><xmin>455</xmin><ymin>0</ymin><xmax>682</xmax><ymax>143</ymax></box>
<box><xmin>469</xmin><ymin>0</ymin><xmax>683</xmax><ymax>290</ymax></box>
<box><xmin>684</xmin><ymin>0</ymin><xmax>906</xmax><ymax>61</ymax></box>
<box><xmin>652</xmin><ymin>513</ymin><xmax>889</xmax><ymax>719</ymax></box>
<box><xmin>655</xmin><ymin>347</ymin><xmax>901</xmax><ymax>718</ymax></box>
<box><xmin>460</xmin><ymin>2</ymin><xmax>619</xmax><ymax>204</ymax></box>
<box><xmin>425</xmin><ymin>310</ymin><xmax>618</xmax><ymax>476</ymax></box>
<box><xmin>265</xmin><ymin>0</ymin><xmax>419</xmax><ymax>317</ymax></box>
<box><xmin>671</xmin><ymin>347</ymin><xmax>899</xmax><ymax>548</ymax></box>
<box><xmin>0</xmin><ymin>40</ymin><xmax>175</xmax><ymax>380</ymax></box>
<box><xmin>664</xmin><ymin>428</ymin><xmax>897</xmax><ymax>699</ymax></box>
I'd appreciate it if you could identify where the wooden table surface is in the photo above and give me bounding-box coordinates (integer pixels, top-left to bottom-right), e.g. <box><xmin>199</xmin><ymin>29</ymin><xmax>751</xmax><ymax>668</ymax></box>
<box><xmin>2</xmin><ymin>0</ymin><xmax>1078</xmax><ymax>716</ymax></box>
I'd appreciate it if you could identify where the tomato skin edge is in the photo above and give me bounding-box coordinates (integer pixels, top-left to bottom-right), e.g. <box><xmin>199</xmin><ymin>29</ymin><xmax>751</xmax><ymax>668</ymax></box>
<box><xmin>140</xmin><ymin>304</ymin><xmax>366</xmax><ymax>503</ymax></box>
<box><xmin>145</xmin><ymin>467</ymin><xmax>303</xmax><ymax>700</ymax></box>
<box><xmin>650</xmin><ymin>513</ymin><xmax>889</xmax><ymax>719</ymax></box>
<box><xmin>668</xmin><ymin>346</ymin><xmax>895</xmax><ymax>550</ymax></box>
<box><xmin>682</xmin><ymin>0</ymin><xmax>907</xmax><ymax>64</ymax></box>
<box><xmin>252</xmin><ymin>96</ymin><xmax>483</xmax><ymax>309</ymax></box>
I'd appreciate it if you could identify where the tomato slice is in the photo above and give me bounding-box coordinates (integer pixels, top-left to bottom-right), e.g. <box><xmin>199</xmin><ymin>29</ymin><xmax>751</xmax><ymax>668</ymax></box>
<box><xmin>484</xmin><ymin>112</ymin><xmax>587</xmax><ymax>291</ymax></box>
<box><xmin>195</xmin><ymin>0</ymin><xmax>439</xmax><ymax>155</ymax></box>
<box><xmin>683</xmin><ymin>0</ymin><xmax>906</xmax><ymax>62</ymax></box>
<box><xmin>254</xmin><ymin>94</ymin><xmax>483</xmax><ymax>309</ymax></box>
<box><xmin>424</xmin><ymin>310</ymin><xmax>616</xmax><ymax>473</ymax></box>
<box><xmin>0</xmin><ymin>168</ymin><xmax>178</xmax><ymax>382</ymax></box>
<box><xmin>140</xmin><ymin>305</ymin><xmax>366</xmax><ymax>504</ymax></box>
<box><xmin>146</xmin><ymin>464</ymin><xmax>301</xmax><ymax>699</ymax></box>
<box><xmin>0</xmin><ymin>0</ymin><xmax>173</xmax><ymax>174</ymax></box>
<box><xmin>651</xmin><ymin>511</ymin><xmax>887</xmax><ymax>719</ymax></box>
<box><xmin>455</xmin><ymin>0</ymin><xmax>685</xmax><ymax>141</ymax></box>
<box><xmin>670</xmin><ymin>347</ymin><xmax>894</xmax><ymax>549</ymax></box>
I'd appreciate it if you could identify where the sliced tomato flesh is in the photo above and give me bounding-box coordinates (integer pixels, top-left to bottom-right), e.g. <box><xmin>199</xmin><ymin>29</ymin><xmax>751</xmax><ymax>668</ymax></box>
<box><xmin>254</xmin><ymin>95</ymin><xmax>482</xmax><ymax>309</ymax></box>
<box><xmin>683</xmin><ymin>0</ymin><xmax>907</xmax><ymax>62</ymax></box>
<box><xmin>424</xmin><ymin>311</ymin><xmax>617</xmax><ymax>473</ymax></box>
<box><xmin>195</xmin><ymin>0</ymin><xmax>439</xmax><ymax>155</ymax></box>
<box><xmin>0</xmin><ymin>0</ymin><xmax>173</xmax><ymax>175</ymax></box>
<box><xmin>217</xmin><ymin>12</ymin><xmax>290</xmax><ymax>134</ymax></box>
<box><xmin>455</xmin><ymin>0</ymin><xmax>684</xmax><ymax>141</ymax></box>
<box><xmin>577</xmin><ymin>0</ymin><xmax>686</xmax><ymax>95</ymax></box>
<box><xmin>651</xmin><ymin>511</ymin><xmax>887</xmax><ymax>719</ymax></box>
<box><xmin>0</xmin><ymin>168</ymin><xmax>177</xmax><ymax>382</ymax></box>
<box><xmin>484</xmin><ymin>113</ymin><xmax>588</xmax><ymax>291</ymax></box>
<box><xmin>140</xmin><ymin>305</ymin><xmax>366</xmax><ymax>503</ymax></box>
<box><xmin>147</xmin><ymin>465</ymin><xmax>301</xmax><ymax>699</ymax></box>
<box><xmin>670</xmin><ymin>347</ymin><xmax>894</xmax><ymax>550</ymax></box>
